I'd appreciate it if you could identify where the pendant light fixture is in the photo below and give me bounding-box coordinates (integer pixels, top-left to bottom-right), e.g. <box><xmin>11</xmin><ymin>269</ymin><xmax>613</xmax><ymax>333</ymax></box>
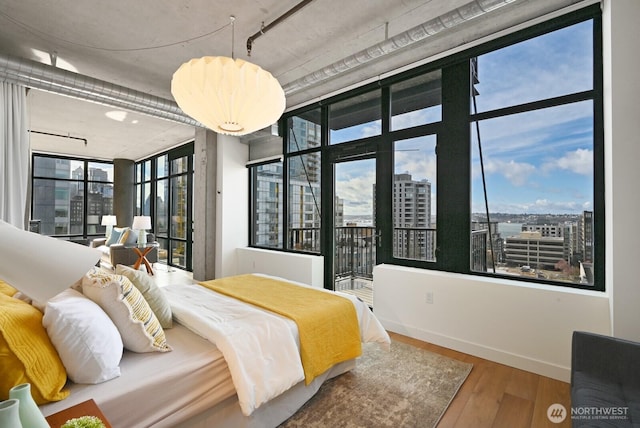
<box><xmin>171</xmin><ymin>16</ymin><xmax>286</xmax><ymax>136</ymax></box>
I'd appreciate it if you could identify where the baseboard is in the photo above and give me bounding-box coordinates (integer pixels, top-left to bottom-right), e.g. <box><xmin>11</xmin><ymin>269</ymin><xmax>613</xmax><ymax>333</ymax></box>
<box><xmin>380</xmin><ymin>318</ymin><xmax>571</xmax><ymax>382</ymax></box>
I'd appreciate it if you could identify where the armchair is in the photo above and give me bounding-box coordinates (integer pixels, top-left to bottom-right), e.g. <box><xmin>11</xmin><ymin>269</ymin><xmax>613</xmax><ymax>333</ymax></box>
<box><xmin>91</xmin><ymin>232</ymin><xmax>158</xmax><ymax>271</ymax></box>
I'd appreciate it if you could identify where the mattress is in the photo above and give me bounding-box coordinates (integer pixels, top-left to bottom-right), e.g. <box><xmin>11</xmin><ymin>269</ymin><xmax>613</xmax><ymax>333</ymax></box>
<box><xmin>39</xmin><ymin>319</ymin><xmax>356</xmax><ymax>428</ymax></box>
<box><xmin>39</xmin><ymin>323</ymin><xmax>236</xmax><ymax>427</ymax></box>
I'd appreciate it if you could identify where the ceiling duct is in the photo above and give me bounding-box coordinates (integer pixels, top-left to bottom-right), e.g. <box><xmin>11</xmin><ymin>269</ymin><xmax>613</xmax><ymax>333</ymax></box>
<box><xmin>0</xmin><ymin>0</ymin><xmax>519</xmax><ymax>129</ymax></box>
<box><xmin>283</xmin><ymin>0</ymin><xmax>519</xmax><ymax>94</ymax></box>
<box><xmin>0</xmin><ymin>53</ymin><xmax>202</xmax><ymax>126</ymax></box>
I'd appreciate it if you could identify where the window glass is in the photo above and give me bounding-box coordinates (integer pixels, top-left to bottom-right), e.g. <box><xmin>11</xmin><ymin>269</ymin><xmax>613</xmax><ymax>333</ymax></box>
<box><xmin>330</xmin><ymin>90</ymin><xmax>381</xmax><ymax>144</ymax></box>
<box><xmin>470</xmin><ymin>19</ymin><xmax>595</xmax><ymax>286</ymax></box>
<box><xmin>32</xmin><ymin>178</ymin><xmax>83</xmax><ymax>236</ymax></box>
<box><xmin>157</xmin><ymin>155</ymin><xmax>169</xmax><ymax>178</ymax></box>
<box><xmin>156</xmin><ymin>178</ymin><xmax>169</xmax><ymax>236</ymax></box>
<box><xmin>251</xmin><ymin>162</ymin><xmax>284</xmax><ymax>249</ymax></box>
<box><xmin>143</xmin><ymin>160</ymin><xmax>152</xmax><ymax>181</ymax></box>
<box><xmin>288</xmin><ymin>109</ymin><xmax>321</xmax><ymax>152</ymax></box>
<box><xmin>171</xmin><ymin>156</ymin><xmax>189</xmax><ymax>174</ymax></box>
<box><xmin>33</xmin><ymin>157</ymin><xmax>83</xmax><ymax>179</ymax></box>
<box><xmin>393</xmin><ymin>135</ymin><xmax>437</xmax><ymax>261</ymax></box>
<box><xmin>87</xmin><ymin>162</ymin><xmax>113</xmax><ymax>183</ymax></box>
<box><xmin>32</xmin><ymin>156</ymin><xmax>113</xmax><ymax>237</ymax></box>
<box><xmin>391</xmin><ymin>70</ymin><xmax>442</xmax><ymax>131</ymax></box>
<box><xmin>288</xmin><ymin>153</ymin><xmax>321</xmax><ymax>252</ymax></box>
<box><xmin>170</xmin><ymin>175</ymin><xmax>188</xmax><ymax>239</ymax></box>
<box><xmin>472</xmin><ymin>20</ymin><xmax>593</xmax><ymax>113</ymax></box>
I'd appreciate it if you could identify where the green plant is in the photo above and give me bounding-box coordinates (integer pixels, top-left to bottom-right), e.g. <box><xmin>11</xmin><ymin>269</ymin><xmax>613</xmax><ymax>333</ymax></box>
<box><xmin>61</xmin><ymin>415</ymin><xmax>106</xmax><ymax>428</ymax></box>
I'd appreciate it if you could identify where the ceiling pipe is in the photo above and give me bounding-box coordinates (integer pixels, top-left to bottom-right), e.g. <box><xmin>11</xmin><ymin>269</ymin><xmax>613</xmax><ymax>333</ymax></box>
<box><xmin>247</xmin><ymin>0</ymin><xmax>315</xmax><ymax>57</ymax></box>
<box><xmin>0</xmin><ymin>53</ymin><xmax>202</xmax><ymax>127</ymax></box>
<box><xmin>283</xmin><ymin>0</ymin><xmax>519</xmax><ymax>94</ymax></box>
<box><xmin>0</xmin><ymin>0</ymin><xmax>517</xmax><ymax>128</ymax></box>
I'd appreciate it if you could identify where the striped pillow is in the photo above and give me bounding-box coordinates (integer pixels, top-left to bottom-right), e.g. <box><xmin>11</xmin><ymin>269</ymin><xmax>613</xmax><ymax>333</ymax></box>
<box><xmin>82</xmin><ymin>268</ymin><xmax>171</xmax><ymax>353</ymax></box>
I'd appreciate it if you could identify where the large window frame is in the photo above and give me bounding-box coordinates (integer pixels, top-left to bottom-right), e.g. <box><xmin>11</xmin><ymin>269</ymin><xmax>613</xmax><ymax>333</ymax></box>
<box><xmin>31</xmin><ymin>153</ymin><xmax>114</xmax><ymax>242</ymax></box>
<box><xmin>249</xmin><ymin>5</ymin><xmax>604</xmax><ymax>291</ymax></box>
<box><xmin>135</xmin><ymin>142</ymin><xmax>194</xmax><ymax>271</ymax></box>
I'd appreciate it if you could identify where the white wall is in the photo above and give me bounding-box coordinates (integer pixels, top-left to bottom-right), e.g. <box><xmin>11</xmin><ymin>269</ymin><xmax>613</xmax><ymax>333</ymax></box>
<box><xmin>374</xmin><ymin>265</ymin><xmax>610</xmax><ymax>381</ymax></box>
<box><xmin>236</xmin><ymin>247</ymin><xmax>324</xmax><ymax>288</ymax></box>
<box><xmin>215</xmin><ymin>135</ymin><xmax>248</xmax><ymax>278</ymax></box>
<box><xmin>603</xmin><ymin>0</ymin><xmax>640</xmax><ymax>342</ymax></box>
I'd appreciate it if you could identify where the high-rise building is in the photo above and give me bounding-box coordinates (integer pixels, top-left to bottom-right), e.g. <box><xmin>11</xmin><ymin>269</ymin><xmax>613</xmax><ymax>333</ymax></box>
<box><xmin>392</xmin><ymin>173</ymin><xmax>434</xmax><ymax>260</ymax></box>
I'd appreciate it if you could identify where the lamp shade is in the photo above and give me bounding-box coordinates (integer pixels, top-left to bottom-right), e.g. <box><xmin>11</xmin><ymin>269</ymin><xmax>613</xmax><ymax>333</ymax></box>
<box><xmin>171</xmin><ymin>56</ymin><xmax>286</xmax><ymax>136</ymax></box>
<box><xmin>132</xmin><ymin>215</ymin><xmax>151</xmax><ymax>230</ymax></box>
<box><xmin>101</xmin><ymin>215</ymin><xmax>117</xmax><ymax>226</ymax></box>
<box><xmin>0</xmin><ymin>221</ymin><xmax>101</xmax><ymax>302</ymax></box>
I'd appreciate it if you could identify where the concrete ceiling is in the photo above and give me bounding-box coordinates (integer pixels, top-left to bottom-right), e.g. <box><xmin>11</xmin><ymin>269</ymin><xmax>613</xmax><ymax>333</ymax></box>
<box><xmin>0</xmin><ymin>0</ymin><xmax>585</xmax><ymax>160</ymax></box>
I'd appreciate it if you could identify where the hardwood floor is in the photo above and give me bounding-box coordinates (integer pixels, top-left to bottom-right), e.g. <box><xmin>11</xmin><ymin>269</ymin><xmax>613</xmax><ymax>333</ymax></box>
<box><xmin>390</xmin><ymin>332</ymin><xmax>572</xmax><ymax>428</ymax></box>
<box><xmin>152</xmin><ymin>266</ymin><xmax>572</xmax><ymax>427</ymax></box>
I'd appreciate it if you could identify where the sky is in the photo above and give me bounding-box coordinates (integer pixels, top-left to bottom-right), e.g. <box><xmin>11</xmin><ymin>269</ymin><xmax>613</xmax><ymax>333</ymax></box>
<box><xmin>333</xmin><ymin>20</ymin><xmax>594</xmax><ymax>218</ymax></box>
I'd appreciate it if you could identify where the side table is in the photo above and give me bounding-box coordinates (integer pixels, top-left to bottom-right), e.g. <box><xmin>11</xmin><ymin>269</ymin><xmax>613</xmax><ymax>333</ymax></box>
<box><xmin>128</xmin><ymin>243</ymin><xmax>158</xmax><ymax>275</ymax></box>
<box><xmin>45</xmin><ymin>399</ymin><xmax>112</xmax><ymax>428</ymax></box>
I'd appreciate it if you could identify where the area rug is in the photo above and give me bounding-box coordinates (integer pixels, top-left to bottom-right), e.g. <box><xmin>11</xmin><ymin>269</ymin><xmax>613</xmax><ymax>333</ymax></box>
<box><xmin>278</xmin><ymin>340</ymin><xmax>473</xmax><ymax>428</ymax></box>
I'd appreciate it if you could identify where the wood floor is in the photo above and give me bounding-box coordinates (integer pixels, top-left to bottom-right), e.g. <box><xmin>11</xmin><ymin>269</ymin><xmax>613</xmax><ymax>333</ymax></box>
<box><xmin>390</xmin><ymin>332</ymin><xmax>572</xmax><ymax>428</ymax></box>
<box><xmin>153</xmin><ymin>266</ymin><xmax>572</xmax><ymax>427</ymax></box>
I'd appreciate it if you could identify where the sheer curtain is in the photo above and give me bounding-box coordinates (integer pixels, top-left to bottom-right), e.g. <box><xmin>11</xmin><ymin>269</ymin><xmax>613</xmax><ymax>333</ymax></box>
<box><xmin>0</xmin><ymin>82</ymin><xmax>30</xmax><ymax>228</ymax></box>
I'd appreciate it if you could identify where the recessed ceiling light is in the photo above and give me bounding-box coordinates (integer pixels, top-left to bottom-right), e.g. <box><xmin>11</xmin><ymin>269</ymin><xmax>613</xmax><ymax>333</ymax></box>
<box><xmin>105</xmin><ymin>110</ymin><xmax>127</xmax><ymax>122</ymax></box>
<box><xmin>30</xmin><ymin>49</ymin><xmax>77</xmax><ymax>72</ymax></box>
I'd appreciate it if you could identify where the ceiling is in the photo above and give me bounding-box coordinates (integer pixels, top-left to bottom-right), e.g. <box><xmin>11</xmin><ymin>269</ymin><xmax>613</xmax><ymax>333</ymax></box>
<box><xmin>0</xmin><ymin>0</ymin><xmax>584</xmax><ymax>160</ymax></box>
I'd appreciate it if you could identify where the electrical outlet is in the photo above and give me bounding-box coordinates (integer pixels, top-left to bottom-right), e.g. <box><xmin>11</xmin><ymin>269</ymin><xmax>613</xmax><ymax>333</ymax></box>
<box><xmin>425</xmin><ymin>291</ymin><xmax>434</xmax><ymax>304</ymax></box>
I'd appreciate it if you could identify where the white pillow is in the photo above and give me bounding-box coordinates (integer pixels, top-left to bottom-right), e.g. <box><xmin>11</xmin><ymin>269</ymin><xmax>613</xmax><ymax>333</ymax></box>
<box><xmin>115</xmin><ymin>264</ymin><xmax>173</xmax><ymax>328</ymax></box>
<box><xmin>82</xmin><ymin>268</ymin><xmax>171</xmax><ymax>353</ymax></box>
<box><xmin>42</xmin><ymin>288</ymin><xmax>123</xmax><ymax>384</ymax></box>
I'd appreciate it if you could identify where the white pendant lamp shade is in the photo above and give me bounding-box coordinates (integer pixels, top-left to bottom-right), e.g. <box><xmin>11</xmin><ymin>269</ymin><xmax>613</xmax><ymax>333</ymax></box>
<box><xmin>171</xmin><ymin>56</ymin><xmax>286</xmax><ymax>136</ymax></box>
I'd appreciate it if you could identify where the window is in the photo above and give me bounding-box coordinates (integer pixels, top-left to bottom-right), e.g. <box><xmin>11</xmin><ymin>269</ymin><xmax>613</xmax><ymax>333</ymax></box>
<box><xmin>135</xmin><ymin>143</ymin><xmax>194</xmax><ymax>270</ymax></box>
<box><xmin>391</xmin><ymin>70</ymin><xmax>442</xmax><ymax>131</ymax></box>
<box><xmin>250</xmin><ymin>161</ymin><xmax>284</xmax><ymax>249</ymax></box>
<box><xmin>469</xmin><ymin>19</ymin><xmax>598</xmax><ymax>287</ymax></box>
<box><xmin>32</xmin><ymin>154</ymin><xmax>113</xmax><ymax>239</ymax></box>
<box><xmin>288</xmin><ymin>152</ymin><xmax>321</xmax><ymax>252</ymax></box>
<box><xmin>393</xmin><ymin>136</ymin><xmax>437</xmax><ymax>261</ymax></box>
<box><xmin>251</xmin><ymin>6</ymin><xmax>603</xmax><ymax>291</ymax></box>
<box><xmin>329</xmin><ymin>89</ymin><xmax>381</xmax><ymax>144</ymax></box>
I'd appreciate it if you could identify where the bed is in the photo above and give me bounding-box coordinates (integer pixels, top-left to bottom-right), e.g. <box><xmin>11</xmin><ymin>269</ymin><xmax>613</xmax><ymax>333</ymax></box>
<box><xmin>31</xmin><ymin>271</ymin><xmax>390</xmax><ymax>427</ymax></box>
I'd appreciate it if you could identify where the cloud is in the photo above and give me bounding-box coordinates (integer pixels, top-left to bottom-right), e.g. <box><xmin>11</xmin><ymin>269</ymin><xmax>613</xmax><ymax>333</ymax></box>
<box><xmin>542</xmin><ymin>148</ymin><xmax>593</xmax><ymax>175</ymax></box>
<box><xmin>481</xmin><ymin>159</ymin><xmax>536</xmax><ymax>187</ymax></box>
<box><xmin>335</xmin><ymin>168</ymin><xmax>376</xmax><ymax>215</ymax></box>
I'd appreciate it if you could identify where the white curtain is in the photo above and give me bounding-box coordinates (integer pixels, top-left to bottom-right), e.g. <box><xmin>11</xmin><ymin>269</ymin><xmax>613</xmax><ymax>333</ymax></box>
<box><xmin>0</xmin><ymin>82</ymin><xmax>30</xmax><ymax>228</ymax></box>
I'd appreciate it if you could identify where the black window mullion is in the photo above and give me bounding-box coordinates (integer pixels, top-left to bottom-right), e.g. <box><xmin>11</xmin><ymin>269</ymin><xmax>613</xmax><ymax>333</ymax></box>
<box><xmin>438</xmin><ymin>61</ymin><xmax>471</xmax><ymax>273</ymax></box>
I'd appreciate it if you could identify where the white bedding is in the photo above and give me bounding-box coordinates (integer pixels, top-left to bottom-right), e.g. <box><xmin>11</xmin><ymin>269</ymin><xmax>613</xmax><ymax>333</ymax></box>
<box><xmin>162</xmin><ymin>275</ymin><xmax>390</xmax><ymax>417</ymax></box>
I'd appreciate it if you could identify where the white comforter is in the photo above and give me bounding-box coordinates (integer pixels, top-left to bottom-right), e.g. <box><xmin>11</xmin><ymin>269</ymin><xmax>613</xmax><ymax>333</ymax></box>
<box><xmin>162</xmin><ymin>276</ymin><xmax>390</xmax><ymax>416</ymax></box>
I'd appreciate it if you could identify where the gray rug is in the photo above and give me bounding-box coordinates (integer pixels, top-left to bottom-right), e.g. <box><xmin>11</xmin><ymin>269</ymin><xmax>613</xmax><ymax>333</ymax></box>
<box><xmin>279</xmin><ymin>340</ymin><xmax>473</xmax><ymax>428</ymax></box>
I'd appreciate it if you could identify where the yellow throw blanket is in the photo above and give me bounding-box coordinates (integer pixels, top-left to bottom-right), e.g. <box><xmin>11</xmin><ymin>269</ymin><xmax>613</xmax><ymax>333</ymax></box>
<box><xmin>199</xmin><ymin>274</ymin><xmax>362</xmax><ymax>384</ymax></box>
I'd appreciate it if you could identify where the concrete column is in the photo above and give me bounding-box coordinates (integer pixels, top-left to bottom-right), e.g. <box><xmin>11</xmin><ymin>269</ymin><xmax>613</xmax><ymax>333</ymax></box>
<box><xmin>113</xmin><ymin>158</ymin><xmax>134</xmax><ymax>227</ymax></box>
<box><xmin>192</xmin><ymin>128</ymin><xmax>217</xmax><ymax>281</ymax></box>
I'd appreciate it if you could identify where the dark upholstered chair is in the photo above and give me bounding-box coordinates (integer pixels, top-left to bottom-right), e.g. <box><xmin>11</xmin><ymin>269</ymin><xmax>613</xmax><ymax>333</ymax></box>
<box><xmin>91</xmin><ymin>233</ymin><xmax>158</xmax><ymax>271</ymax></box>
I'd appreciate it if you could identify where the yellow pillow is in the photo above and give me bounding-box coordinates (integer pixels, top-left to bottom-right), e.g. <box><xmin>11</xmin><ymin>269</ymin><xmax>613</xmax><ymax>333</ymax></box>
<box><xmin>118</xmin><ymin>227</ymin><xmax>131</xmax><ymax>244</ymax></box>
<box><xmin>0</xmin><ymin>279</ymin><xmax>17</xmax><ymax>296</ymax></box>
<box><xmin>0</xmin><ymin>293</ymin><xmax>69</xmax><ymax>404</ymax></box>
